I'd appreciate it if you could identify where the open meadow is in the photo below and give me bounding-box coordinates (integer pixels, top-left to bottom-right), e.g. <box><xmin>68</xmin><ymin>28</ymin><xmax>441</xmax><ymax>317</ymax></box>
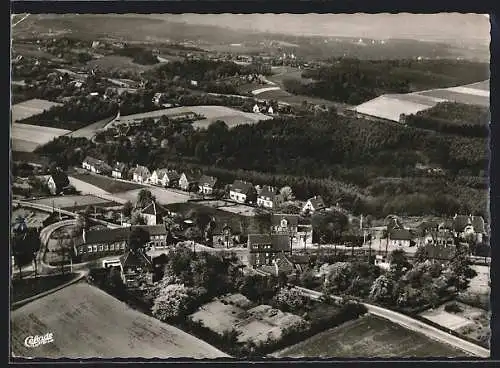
<box><xmin>11</xmin><ymin>283</ymin><xmax>229</xmax><ymax>359</ymax></box>
<box><xmin>70</xmin><ymin>173</ymin><xmax>144</xmax><ymax>194</ymax></box>
<box><xmin>272</xmin><ymin>314</ymin><xmax>468</xmax><ymax>358</ymax></box>
<box><xmin>11</xmin><ymin>123</ymin><xmax>70</xmax><ymax>153</ymax></box>
<box><xmin>113</xmin><ymin>186</ymin><xmax>190</xmax><ymax>205</ymax></box>
<box><xmin>12</xmin><ymin>99</ymin><xmax>63</xmax><ymax>123</ymax></box>
<box><xmin>27</xmin><ymin>194</ymin><xmax>121</xmax><ymax>210</ymax></box>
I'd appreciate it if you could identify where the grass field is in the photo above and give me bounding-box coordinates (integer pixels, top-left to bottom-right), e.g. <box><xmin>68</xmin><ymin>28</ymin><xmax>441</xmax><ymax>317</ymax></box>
<box><xmin>10</xmin><ymin>283</ymin><xmax>229</xmax><ymax>359</ymax></box>
<box><xmin>272</xmin><ymin>314</ymin><xmax>467</xmax><ymax>358</ymax></box>
<box><xmin>11</xmin><ymin>123</ymin><xmax>71</xmax><ymax>152</ymax></box>
<box><xmin>201</xmin><ymin>200</ymin><xmax>258</xmax><ymax>217</ymax></box>
<box><xmin>71</xmin><ymin>173</ymin><xmax>144</xmax><ymax>194</ymax></box>
<box><xmin>11</xmin><ymin>273</ymin><xmax>76</xmax><ymax>304</ymax></box>
<box><xmin>12</xmin><ymin>99</ymin><xmax>63</xmax><ymax>123</ymax></box>
<box><xmin>114</xmin><ymin>186</ymin><xmax>190</xmax><ymax>205</ymax></box>
<box><xmin>86</xmin><ymin>55</ymin><xmax>157</xmax><ymax>74</ymax></box>
<box><xmin>28</xmin><ymin>194</ymin><xmax>120</xmax><ymax>210</ymax></box>
<box><xmin>67</xmin><ymin>116</ymin><xmax>117</xmax><ymax>139</ymax></box>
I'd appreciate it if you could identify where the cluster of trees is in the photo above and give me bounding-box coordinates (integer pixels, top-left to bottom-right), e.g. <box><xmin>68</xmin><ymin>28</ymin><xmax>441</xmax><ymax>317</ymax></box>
<box><xmin>114</xmin><ymin>46</ymin><xmax>159</xmax><ymax>65</ymax></box>
<box><xmin>283</xmin><ymin>58</ymin><xmax>489</xmax><ymax>105</ymax></box>
<box><xmin>318</xmin><ymin>247</ymin><xmax>478</xmax><ymax>311</ymax></box>
<box><xmin>148</xmin><ymin>59</ymin><xmax>271</xmax><ymax>85</ymax></box>
<box><xmin>402</xmin><ymin>102</ymin><xmax>490</xmax><ymax>138</ymax></box>
<box><xmin>11</xmin><ymin>216</ymin><xmax>41</xmax><ymax>279</ymax></box>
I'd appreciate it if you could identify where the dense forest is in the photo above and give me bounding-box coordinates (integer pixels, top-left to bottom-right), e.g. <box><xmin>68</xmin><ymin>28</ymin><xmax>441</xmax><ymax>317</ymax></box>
<box><xmin>402</xmin><ymin>102</ymin><xmax>490</xmax><ymax>137</ymax></box>
<box><xmin>114</xmin><ymin>46</ymin><xmax>159</xmax><ymax>65</ymax></box>
<box><xmin>36</xmin><ymin>113</ymin><xmax>488</xmax><ymax>218</ymax></box>
<box><xmin>283</xmin><ymin>59</ymin><xmax>489</xmax><ymax>105</ymax></box>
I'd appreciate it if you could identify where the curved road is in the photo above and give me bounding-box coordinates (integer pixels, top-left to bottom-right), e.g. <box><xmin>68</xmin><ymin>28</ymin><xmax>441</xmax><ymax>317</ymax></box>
<box><xmin>292</xmin><ymin>285</ymin><xmax>489</xmax><ymax>358</ymax></box>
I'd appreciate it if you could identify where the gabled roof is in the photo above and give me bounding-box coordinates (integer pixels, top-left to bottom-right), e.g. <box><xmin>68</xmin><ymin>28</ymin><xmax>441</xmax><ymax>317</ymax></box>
<box><xmin>49</xmin><ymin>171</ymin><xmax>70</xmax><ymax>189</ymax></box>
<box><xmin>83</xmin><ymin>156</ymin><xmax>111</xmax><ymax>171</ymax></box>
<box><xmin>453</xmin><ymin>215</ymin><xmax>485</xmax><ymax>233</ymax></box>
<box><xmin>231</xmin><ymin>180</ymin><xmax>254</xmax><ymax>194</ymax></box>
<box><xmin>165</xmin><ymin>170</ymin><xmax>180</xmax><ymax>181</ymax></box>
<box><xmin>272</xmin><ymin>214</ymin><xmax>299</xmax><ymax>228</ymax></box>
<box><xmin>120</xmin><ymin>250</ymin><xmax>153</xmax><ymax>270</ymax></box>
<box><xmin>259</xmin><ymin>185</ymin><xmax>277</xmax><ymax>199</ymax></box>
<box><xmin>113</xmin><ymin>162</ymin><xmax>127</xmax><ymax>172</ymax></box>
<box><xmin>154</xmin><ymin>168</ymin><xmax>170</xmax><ymax>179</ymax></box>
<box><xmin>199</xmin><ymin>175</ymin><xmax>217</xmax><ymax>187</ymax></box>
<box><xmin>306</xmin><ymin>195</ymin><xmax>326</xmax><ymax>210</ymax></box>
<box><xmin>133</xmin><ymin>165</ymin><xmax>150</xmax><ymax>178</ymax></box>
<box><xmin>389</xmin><ymin>228</ymin><xmax>413</xmax><ymax>241</ymax></box>
<box><xmin>140</xmin><ymin>201</ymin><xmax>168</xmax><ymax>217</ymax></box>
<box><xmin>182</xmin><ymin>172</ymin><xmax>201</xmax><ymax>182</ymax></box>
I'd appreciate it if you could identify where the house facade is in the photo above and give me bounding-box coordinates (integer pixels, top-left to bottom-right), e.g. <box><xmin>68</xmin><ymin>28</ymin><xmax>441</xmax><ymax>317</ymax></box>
<box><xmin>229</xmin><ymin>180</ymin><xmax>257</xmax><ymax>204</ymax></box>
<box><xmin>82</xmin><ymin>156</ymin><xmax>112</xmax><ymax>175</ymax></box>
<box><xmin>271</xmin><ymin>214</ymin><xmax>313</xmax><ymax>248</ymax></box>
<box><xmin>47</xmin><ymin>171</ymin><xmax>70</xmax><ymax>195</ymax></box>
<box><xmin>453</xmin><ymin>214</ymin><xmax>486</xmax><ymax>244</ymax></box>
<box><xmin>387</xmin><ymin>228</ymin><xmax>413</xmax><ymax>247</ymax></box>
<box><xmin>198</xmin><ymin>175</ymin><xmax>218</xmax><ymax>195</ymax></box>
<box><xmin>257</xmin><ymin>185</ymin><xmax>280</xmax><ymax>209</ymax></box>
<box><xmin>302</xmin><ymin>195</ymin><xmax>326</xmax><ymax>214</ymax></box>
<box><xmin>74</xmin><ymin>225</ymin><xmax>170</xmax><ymax>261</ymax></box>
<box><xmin>112</xmin><ymin>162</ymin><xmax>128</xmax><ymax>179</ymax></box>
<box><xmin>179</xmin><ymin>172</ymin><xmax>200</xmax><ymax>192</ymax></box>
<box><xmin>119</xmin><ymin>250</ymin><xmax>154</xmax><ymax>289</ymax></box>
<box><xmin>138</xmin><ymin>201</ymin><xmax>168</xmax><ymax>226</ymax></box>
<box><xmin>150</xmin><ymin>168</ymin><xmax>169</xmax><ymax>186</ymax></box>
<box><xmin>132</xmin><ymin>165</ymin><xmax>151</xmax><ymax>183</ymax></box>
<box><xmin>212</xmin><ymin>223</ymin><xmax>241</xmax><ymax>249</ymax></box>
<box><xmin>247</xmin><ymin>233</ymin><xmax>291</xmax><ymax>267</ymax></box>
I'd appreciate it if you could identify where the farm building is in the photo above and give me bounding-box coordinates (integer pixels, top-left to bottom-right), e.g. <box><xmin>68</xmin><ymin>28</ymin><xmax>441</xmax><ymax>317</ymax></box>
<box><xmin>112</xmin><ymin>162</ymin><xmax>128</xmax><ymax>179</ymax></box>
<box><xmin>229</xmin><ymin>180</ymin><xmax>257</xmax><ymax>204</ymax></box>
<box><xmin>257</xmin><ymin>186</ymin><xmax>280</xmax><ymax>209</ymax></box>
<box><xmin>119</xmin><ymin>250</ymin><xmax>154</xmax><ymax>290</ymax></box>
<box><xmin>82</xmin><ymin>156</ymin><xmax>112</xmax><ymax>175</ymax></box>
<box><xmin>179</xmin><ymin>172</ymin><xmax>201</xmax><ymax>192</ymax></box>
<box><xmin>132</xmin><ymin>165</ymin><xmax>151</xmax><ymax>184</ymax></box>
<box><xmin>198</xmin><ymin>175</ymin><xmax>218</xmax><ymax>195</ymax></box>
<box><xmin>302</xmin><ymin>196</ymin><xmax>326</xmax><ymax>214</ymax></box>
<box><xmin>137</xmin><ymin>201</ymin><xmax>169</xmax><ymax>226</ymax></box>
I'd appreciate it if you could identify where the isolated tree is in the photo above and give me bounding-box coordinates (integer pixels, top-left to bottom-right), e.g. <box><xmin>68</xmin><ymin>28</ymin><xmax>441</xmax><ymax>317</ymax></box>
<box><xmin>280</xmin><ymin>186</ymin><xmax>295</xmax><ymax>202</ymax></box>
<box><xmin>388</xmin><ymin>249</ymin><xmax>412</xmax><ymax>279</ymax></box>
<box><xmin>128</xmin><ymin>227</ymin><xmax>150</xmax><ymax>252</ymax></box>
<box><xmin>122</xmin><ymin>200</ymin><xmax>133</xmax><ymax>217</ymax></box>
<box><xmin>369</xmin><ymin>275</ymin><xmax>394</xmax><ymax>304</ymax></box>
<box><xmin>137</xmin><ymin>189</ymin><xmax>155</xmax><ymax>208</ymax></box>
<box><xmin>274</xmin><ymin>287</ymin><xmax>306</xmax><ymax>312</ymax></box>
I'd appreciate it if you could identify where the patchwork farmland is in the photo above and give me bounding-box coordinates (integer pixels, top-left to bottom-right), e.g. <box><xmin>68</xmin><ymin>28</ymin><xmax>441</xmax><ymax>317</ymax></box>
<box><xmin>11</xmin><ymin>283</ymin><xmax>229</xmax><ymax>359</ymax></box>
<box><xmin>272</xmin><ymin>314</ymin><xmax>468</xmax><ymax>358</ymax></box>
<box><xmin>110</xmin><ymin>105</ymin><xmax>272</xmax><ymax>130</ymax></box>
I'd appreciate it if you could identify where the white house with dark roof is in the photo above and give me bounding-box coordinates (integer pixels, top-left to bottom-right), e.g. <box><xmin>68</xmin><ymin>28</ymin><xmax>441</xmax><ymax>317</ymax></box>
<box><xmin>149</xmin><ymin>168</ymin><xmax>170</xmax><ymax>186</ymax></box>
<box><xmin>229</xmin><ymin>180</ymin><xmax>257</xmax><ymax>204</ymax></box>
<box><xmin>387</xmin><ymin>228</ymin><xmax>414</xmax><ymax>248</ymax></box>
<box><xmin>257</xmin><ymin>185</ymin><xmax>280</xmax><ymax>209</ymax></box>
<box><xmin>112</xmin><ymin>162</ymin><xmax>128</xmax><ymax>179</ymax></box>
<box><xmin>452</xmin><ymin>214</ymin><xmax>486</xmax><ymax>243</ymax></box>
<box><xmin>302</xmin><ymin>195</ymin><xmax>327</xmax><ymax>214</ymax></box>
<box><xmin>82</xmin><ymin>156</ymin><xmax>112</xmax><ymax>175</ymax></box>
<box><xmin>139</xmin><ymin>201</ymin><xmax>169</xmax><ymax>226</ymax></box>
<box><xmin>132</xmin><ymin>165</ymin><xmax>151</xmax><ymax>183</ymax></box>
<box><xmin>271</xmin><ymin>213</ymin><xmax>313</xmax><ymax>248</ymax></box>
<box><xmin>198</xmin><ymin>175</ymin><xmax>218</xmax><ymax>195</ymax></box>
<box><xmin>179</xmin><ymin>172</ymin><xmax>201</xmax><ymax>192</ymax></box>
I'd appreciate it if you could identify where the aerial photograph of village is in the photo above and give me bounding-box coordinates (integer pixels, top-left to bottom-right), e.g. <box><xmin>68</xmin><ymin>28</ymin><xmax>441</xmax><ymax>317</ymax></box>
<box><xmin>10</xmin><ymin>13</ymin><xmax>491</xmax><ymax>360</ymax></box>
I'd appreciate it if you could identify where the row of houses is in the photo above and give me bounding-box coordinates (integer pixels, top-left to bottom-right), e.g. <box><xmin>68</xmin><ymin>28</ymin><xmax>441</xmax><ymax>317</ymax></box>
<box><xmin>81</xmin><ymin>157</ymin><xmax>329</xmax><ymax>213</ymax></box>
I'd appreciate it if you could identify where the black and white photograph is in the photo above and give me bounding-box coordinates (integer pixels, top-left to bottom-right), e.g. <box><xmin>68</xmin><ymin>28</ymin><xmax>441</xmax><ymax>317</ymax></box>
<box><xmin>10</xmin><ymin>12</ymin><xmax>491</xmax><ymax>360</ymax></box>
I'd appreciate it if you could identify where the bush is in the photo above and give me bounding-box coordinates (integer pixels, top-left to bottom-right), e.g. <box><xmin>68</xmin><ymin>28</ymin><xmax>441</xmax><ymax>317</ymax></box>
<box><xmin>444</xmin><ymin>302</ymin><xmax>463</xmax><ymax>314</ymax></box>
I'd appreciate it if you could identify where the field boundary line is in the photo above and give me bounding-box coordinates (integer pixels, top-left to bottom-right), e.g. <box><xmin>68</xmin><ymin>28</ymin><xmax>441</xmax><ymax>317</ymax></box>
<box><xmin>11</xmin><ymin>271</ymin><xmax>86</xmax><ymax>310</ymax></box>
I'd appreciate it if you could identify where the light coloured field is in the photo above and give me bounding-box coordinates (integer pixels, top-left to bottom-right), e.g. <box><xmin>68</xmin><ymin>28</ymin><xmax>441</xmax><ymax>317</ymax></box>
<box><xmin>115</xmin><ymin>105</ymin><xmax>272</xmax><ymax>129</ymax></box>
<box><xmin>11</xmin><ymin>123</ymin><xmax>70</xmax><ymax>152</ymax></box>
<box><xmin>468</xmin><ymin>265</ymin><xmax>490</xmax><ymax>295</ymax></box>
<box><xmin>11</xmin><ymin>283</ymin><xmax>229</xmax><ymax>359</ymax></box>
<box><xmin>272</xmin><ymin>314</ymin><xmax>467</xmax><ymax>358</ymax></box>
<box><xmin>11</xmin><ymin>99</ymin><xmax>63</xmax><ymax>122</ymax></box>
<box><xmin>201</xmin><ymin>200</ymin><xmax>258</xmax><ymax>217</ymax></box>
<box><xmin>420</xmin><ymin>308</ymin><xmax>474</xmax><ymax>331</ymax></box>
<box><xmin>114</xmin><ymin>187</ymin><xmax>190</xmax><ymax>205</ymax></box>
<box><xmin>417</xmin><ymin>89</ymin><xmax>489</xmax><ymax>107</ymax></box>
<box><xmin>86</xmin><ymin>55</ymin><xmax>155</xmax><ymax>73</ymax></box>
<box><xmin>67</xmin><ymin>116</ymin><xmax>117</xmax><ymax>139</ymax></box>
<box><xmin>27</xmin><ymin>194</ymin><xmax>118</xmax><ymax>210</ymax></box>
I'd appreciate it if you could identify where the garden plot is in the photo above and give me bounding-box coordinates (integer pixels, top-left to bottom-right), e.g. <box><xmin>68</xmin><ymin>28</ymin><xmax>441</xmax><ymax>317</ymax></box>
<box><xmin>189</xmin><ymin>294</ymin><xmax>307</xmax><ymax>344</ymax></box>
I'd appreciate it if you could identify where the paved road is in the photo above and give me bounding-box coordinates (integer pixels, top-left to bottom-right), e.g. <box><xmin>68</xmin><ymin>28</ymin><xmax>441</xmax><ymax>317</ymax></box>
<box><xmin>292</xmin><ymin>285</ymin><xmax>490</xmax><ymax>358</ymax></box>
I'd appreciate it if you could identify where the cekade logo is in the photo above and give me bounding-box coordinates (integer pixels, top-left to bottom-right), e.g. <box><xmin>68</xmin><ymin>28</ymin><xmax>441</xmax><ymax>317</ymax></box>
<box><xmin>24</xmin><ymin>333</ymin><xmax>54</xmax><ymax>348</ymax></box>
